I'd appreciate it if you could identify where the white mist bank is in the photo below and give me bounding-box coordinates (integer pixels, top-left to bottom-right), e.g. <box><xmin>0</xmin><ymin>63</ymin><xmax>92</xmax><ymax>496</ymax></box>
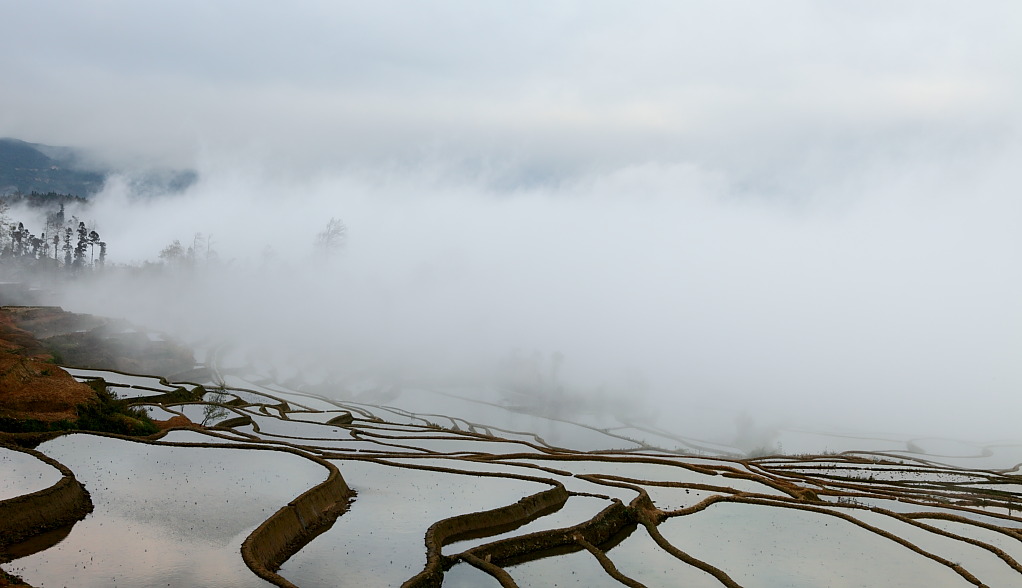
<box><xmin>44</xmin><ymin>151</ymin><xmax>1022</xmax><ymax>445</ymax></box>
<box><xmin>3</xmin><ymin>0</ymin><xmax>1020</xmax><ymax>451</ymax></box>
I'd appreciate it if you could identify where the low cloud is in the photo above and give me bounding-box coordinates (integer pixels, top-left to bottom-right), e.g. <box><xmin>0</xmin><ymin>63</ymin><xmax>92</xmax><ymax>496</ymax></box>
<box><xmin>48</xmin><ymin>145</ymin><xmax>1022</xmax><ymax>443</ymax></box>
<box><xmin>2</xmin><ymin>1</ymin><xmax>1019</xmax><ymax>445</ymax></box>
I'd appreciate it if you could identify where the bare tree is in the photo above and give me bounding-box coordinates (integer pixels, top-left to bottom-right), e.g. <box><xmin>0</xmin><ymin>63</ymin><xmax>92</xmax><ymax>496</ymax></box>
<box><xmin>202</xmin><ymin>376</ymin><xmax>231</xmax><ymax>426</ymax></box>
<box><xmin>314</xmin><ymin>217</ymin><xmax>347</xmax><ymax>258</ymax></box>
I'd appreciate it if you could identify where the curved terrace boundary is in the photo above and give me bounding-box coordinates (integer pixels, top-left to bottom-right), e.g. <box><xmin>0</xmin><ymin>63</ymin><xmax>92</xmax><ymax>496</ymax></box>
<box><xmin>0</xmin><ymin>443</ymin><xmax>93</xmax><ymax>551</ymax></box>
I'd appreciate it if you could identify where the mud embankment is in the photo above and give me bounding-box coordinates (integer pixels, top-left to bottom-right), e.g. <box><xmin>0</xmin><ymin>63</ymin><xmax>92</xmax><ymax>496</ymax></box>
<box><xmin>241</xmin><ymin>455</ymin><xmax>354</xmax><ymax>588</ymax></box>
<box><xmin>0</xmin><ymin>444</ymin><xmax>93</xmax><ymax>550</ymax></box>
<box><xmin>0</xmin><ymin>308</ymin><xmax>98</xmax><ymax>423</ymax></box>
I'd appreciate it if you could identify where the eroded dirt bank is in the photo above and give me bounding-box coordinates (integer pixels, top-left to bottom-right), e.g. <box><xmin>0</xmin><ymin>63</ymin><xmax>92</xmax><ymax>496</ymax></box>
<box><xmin>0</xmin><ymin>308</ymin><xmax>99</xmax><ymax>424</ymax></box>
<box><xmin>2</xmin><ymin>306</ymin><xmax>195</xmax><ymax>379</ymax></box>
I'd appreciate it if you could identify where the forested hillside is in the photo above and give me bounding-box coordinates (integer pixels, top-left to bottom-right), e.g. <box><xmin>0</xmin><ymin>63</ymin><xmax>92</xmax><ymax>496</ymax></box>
<box><xmin>0</xmin><ymin>138</ymin><xmax>105</xmax><ymax>197</ymax></box>
<box><xmin>0</xmin><ymin>138</ymin><xmax>197</xmax><ymax>198</ymax></box>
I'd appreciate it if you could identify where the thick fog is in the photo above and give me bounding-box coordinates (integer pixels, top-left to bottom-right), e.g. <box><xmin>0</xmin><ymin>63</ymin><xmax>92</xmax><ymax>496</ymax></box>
<box><xmin>42</xmin><ymin>144</ymin><xmax>1019</xmax><ymax>442</ymax></box>
<box><xmin>3</xmin><ymin>1</ymin><xmax>1022</xmax><ymax>443</ymax></box>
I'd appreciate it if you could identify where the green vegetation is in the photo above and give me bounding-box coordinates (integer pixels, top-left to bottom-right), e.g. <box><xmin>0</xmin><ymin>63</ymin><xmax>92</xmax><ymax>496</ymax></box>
<box><xmin>1</xmin><ymin>191</ymin><xmax>88</xmax><ymax>209</ymax></box>
<box><xmin>0</xmin><ymin>138</ymin><xmax>105</xmax><ymax>197</ymax></box>
<box><xmin>0</xmin><ymin>567</ymin><xmax>30</xmax><ymax>587</ymax></box>
<box><xmin>132</xmin><ymin>384</ymin><xmax>203</xmax><ymax>405</ymax></box>
<box><xmin>0</xmin><ymin>384</ymin><xmax>158</xmax><ymax>436</ymax></box>
<box><xmin>73</xmin><ymin>386</ymin><xmax>159</xmax><ymax>435</ymax></box>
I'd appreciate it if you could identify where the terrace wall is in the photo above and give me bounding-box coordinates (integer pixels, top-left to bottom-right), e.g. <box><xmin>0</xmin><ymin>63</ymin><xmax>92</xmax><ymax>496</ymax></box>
<box><xmin>0</xmin><ymin>444</ymin><xmax>93</xmax><ymax>547</ymax></box>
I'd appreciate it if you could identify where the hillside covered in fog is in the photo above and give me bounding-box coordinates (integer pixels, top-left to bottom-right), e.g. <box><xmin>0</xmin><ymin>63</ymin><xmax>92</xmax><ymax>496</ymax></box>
<box><xmin>0</xmin><ymin>138</ymin><xmax>196</xmax><ymax>198</ymax></box>
<box><xmin>0</xmin><ymin>138</ymin><xmax>105</xmax><ymax>197</ymax></box>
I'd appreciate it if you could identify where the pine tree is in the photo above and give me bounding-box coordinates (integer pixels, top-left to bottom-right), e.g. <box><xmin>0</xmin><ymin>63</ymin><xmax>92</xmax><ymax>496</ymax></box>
<box><xmin>88</xmin><ymin>230</ymin><xmax>100</xmax><ymax>267</ymax></box>
<box><xmin>63</xmin><ymin>227</ymin><xmax>73</xmax><ymax>268</ymax></box>
<box><xmin>73</xmin><ymin>222</ymin><xmax>89</xmax><ymax>269</ymax></box>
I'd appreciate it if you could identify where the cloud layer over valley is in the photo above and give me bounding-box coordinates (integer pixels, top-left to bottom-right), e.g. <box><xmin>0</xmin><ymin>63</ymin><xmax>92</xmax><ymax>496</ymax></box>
<box><xmin>3</xmin><ymin>1</ymin><xmax>1021</xmax><ymax>444</ymax></box>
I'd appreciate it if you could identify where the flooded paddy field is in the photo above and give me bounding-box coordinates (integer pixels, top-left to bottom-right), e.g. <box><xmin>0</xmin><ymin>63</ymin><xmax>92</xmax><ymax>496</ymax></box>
<box><xmin>5</xmin><ymin>367</ymin><xmax>1022</xmax><ymax>586</ymax></box>
<box><xmin>4</xmin><ymin>434</ymin><xmax>328</xmax><ymax>587</ymax></box>
<box><xmin>0</xmin><ymin>447</ymin><xmax>62</xmax><ymax>500</ymax></box>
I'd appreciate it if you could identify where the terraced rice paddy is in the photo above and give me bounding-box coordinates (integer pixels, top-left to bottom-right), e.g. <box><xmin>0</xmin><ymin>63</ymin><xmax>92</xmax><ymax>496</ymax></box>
<box><xmin>0</xmin><ymin>447</ymin><xmax>62</xmax><ymax>500</ymax></box>
<box><xmin>4</xmin><ymin>366</ymin><xmax>1022</xmax><ymax>586</ymax></box>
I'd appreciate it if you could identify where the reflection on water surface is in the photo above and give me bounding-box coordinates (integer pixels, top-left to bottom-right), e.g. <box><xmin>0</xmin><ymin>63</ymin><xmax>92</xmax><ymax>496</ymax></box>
<box><xmin>4</xmin><ymin>367</ymin><xmax>1022</xmax><ymax>587</ymax></box>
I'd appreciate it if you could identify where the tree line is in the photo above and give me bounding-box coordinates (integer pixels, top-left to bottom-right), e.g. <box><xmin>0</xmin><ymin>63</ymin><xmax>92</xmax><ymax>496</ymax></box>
<box><xmin>0</xmin><ymin>191</ymin><xmax>348</xmax><ymax>277</ymax></box>
<box><xmin>0</xmin><ymin>199</ymin><xmax>106</xmax><ymax>273</ymax></box>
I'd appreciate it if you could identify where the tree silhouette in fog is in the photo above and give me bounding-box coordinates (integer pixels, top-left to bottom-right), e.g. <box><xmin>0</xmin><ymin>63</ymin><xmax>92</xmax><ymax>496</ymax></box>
<box><xmin>314</xmin><ymin>217</ymin><xmax>347</xmax><ymax>258</ymax></box>
<box><xmin>0</xmin><ymin>202</ymin><xmax>107</xmax><ymax>274</ymax></box>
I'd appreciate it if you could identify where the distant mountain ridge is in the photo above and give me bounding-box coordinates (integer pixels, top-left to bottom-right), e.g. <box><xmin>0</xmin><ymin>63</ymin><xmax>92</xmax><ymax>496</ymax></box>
<box><xmin>0</xmin><ymin>138</ymin><xmax>105</xmax><ymax>197</ymax></box>
<box><xmin>0</xmin><ymin>138</ymin><xmax>197</xmax><ymax>198</ymax></box>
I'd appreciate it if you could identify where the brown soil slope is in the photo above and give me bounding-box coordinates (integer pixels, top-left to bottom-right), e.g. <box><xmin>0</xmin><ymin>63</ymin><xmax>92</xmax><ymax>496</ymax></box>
<box><xmin>4</xmin><ymin>306</ymin><xmax>194</xmax><ymax>378</ymax></box>
<box><xmin>0</xmin><ymin>310</ymin><xmax>97</xmax><ymax>422</ymax></box>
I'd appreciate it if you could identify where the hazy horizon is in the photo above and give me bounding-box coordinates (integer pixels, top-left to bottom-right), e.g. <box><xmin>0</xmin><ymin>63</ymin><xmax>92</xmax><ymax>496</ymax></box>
<box><xmin>2</xmin><ymin>1</ymin><xmax>1020</xmax><ymax>445</ymax></box>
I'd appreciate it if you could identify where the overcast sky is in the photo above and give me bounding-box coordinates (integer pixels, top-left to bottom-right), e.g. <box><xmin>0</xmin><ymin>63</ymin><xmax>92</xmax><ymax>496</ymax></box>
<box><xmin>3</xmin><ymin>2</ymin><xmax>1021</xmax><ymax>442</ymax></box>
<box><xmin>3</xmin><ymin>1</ymin><xmax>1020</xmax><ymax>183</ymax></box>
